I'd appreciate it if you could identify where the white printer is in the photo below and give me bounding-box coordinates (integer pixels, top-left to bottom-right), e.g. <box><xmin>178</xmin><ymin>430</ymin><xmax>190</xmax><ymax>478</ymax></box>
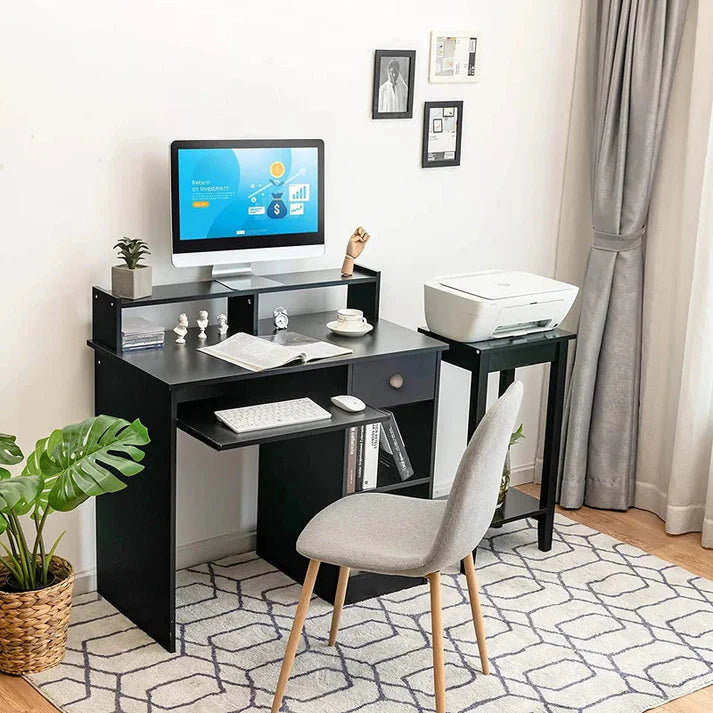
<box><xmin>424</xmin><ymin>270</ymin><xmax>578</xmax><ymax>342</ymax></box>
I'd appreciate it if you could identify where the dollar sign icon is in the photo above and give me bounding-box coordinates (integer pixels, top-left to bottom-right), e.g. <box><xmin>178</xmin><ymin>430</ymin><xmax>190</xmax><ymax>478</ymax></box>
<box><xmin>267</xmin><ymin>192</ymin><xmax>287</xmax><ymax>219</ymax></box>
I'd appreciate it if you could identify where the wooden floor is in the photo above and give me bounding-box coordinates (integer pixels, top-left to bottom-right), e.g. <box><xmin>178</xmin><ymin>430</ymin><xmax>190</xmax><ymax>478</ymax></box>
<box><xmin>0</xmin><ymin>487</ymin><xmax>711</xmax><ymax>713</ymax></box>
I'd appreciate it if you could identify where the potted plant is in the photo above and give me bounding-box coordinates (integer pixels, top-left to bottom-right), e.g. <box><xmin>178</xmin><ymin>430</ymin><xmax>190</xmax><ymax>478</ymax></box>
<box><xmin>111</xmin><ymin>237</ymin><xmax>152</xmax><ymax>299</ymax></box>
<box><xmin>497</xmin><ymin>424</ymin><xmax>524</xmax><ymax>507</ymax></box>
<box><xmin>0</xmin><ymin>415</ymin><xmax>149</xmax><ymax>674</ymax></box>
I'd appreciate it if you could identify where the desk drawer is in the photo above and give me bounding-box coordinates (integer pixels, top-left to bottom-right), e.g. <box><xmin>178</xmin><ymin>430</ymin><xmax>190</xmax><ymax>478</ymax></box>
<box><xmin>351</xmin><ymin>354</ymin><xmax>437</xmax><ymax>407</ymax></box>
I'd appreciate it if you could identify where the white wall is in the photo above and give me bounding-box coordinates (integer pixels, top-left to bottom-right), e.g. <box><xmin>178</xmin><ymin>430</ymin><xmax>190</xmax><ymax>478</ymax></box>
<box><xmin>0</xmin><ymin>0</ymin><xmax>581</xmax><ymax>588</ymax></box>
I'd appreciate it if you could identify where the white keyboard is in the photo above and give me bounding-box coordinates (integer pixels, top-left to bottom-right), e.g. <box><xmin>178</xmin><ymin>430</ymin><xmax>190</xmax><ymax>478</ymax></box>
<box><xmin>215</xmin><ymin>398</ymin><xmax>332</xmax><ymax>434</ymax></box>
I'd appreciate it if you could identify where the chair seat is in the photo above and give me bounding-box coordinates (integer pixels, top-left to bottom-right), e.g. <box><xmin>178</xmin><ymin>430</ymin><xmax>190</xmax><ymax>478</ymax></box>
<box><xmin>296</xmin><ymin>492</ymin><xmax>447</xmax><ymax>577</ymax></box>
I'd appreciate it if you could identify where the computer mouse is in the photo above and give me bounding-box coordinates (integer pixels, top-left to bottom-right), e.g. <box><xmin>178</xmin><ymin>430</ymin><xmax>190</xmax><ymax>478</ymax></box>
<box><xmin>330</xmin><ymin>395</ymin><xmax>366</xmax><ymax>413</ymax></box>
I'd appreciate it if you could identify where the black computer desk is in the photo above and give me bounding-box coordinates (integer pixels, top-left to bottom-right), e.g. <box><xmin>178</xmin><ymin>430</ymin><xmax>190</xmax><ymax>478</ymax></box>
<box><xmin>88</xmin><ymin>268</ymin><xmax>447</xmax><ymax>652</ymax></box>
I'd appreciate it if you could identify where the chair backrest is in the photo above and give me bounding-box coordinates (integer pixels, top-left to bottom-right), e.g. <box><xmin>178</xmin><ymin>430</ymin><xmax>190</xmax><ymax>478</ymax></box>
<box><xmin>424</xmin><ymin>381</ymin><xmax>523</xmax><ymax>573</ymax></box>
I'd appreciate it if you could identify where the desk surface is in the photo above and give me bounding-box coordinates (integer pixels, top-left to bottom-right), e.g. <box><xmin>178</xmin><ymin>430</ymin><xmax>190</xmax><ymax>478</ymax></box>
<box><xmin>89</xmin><ymin>312</ymin><xmax>447</xmax><ymax>389</ymax></box>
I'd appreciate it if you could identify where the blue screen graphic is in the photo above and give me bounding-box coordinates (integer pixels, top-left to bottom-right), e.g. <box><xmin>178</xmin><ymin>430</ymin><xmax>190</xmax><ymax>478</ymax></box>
<box><xmin>177</xmin><ymin>147</ymin><xmax>319</xmax><ymax>240</ymax></box>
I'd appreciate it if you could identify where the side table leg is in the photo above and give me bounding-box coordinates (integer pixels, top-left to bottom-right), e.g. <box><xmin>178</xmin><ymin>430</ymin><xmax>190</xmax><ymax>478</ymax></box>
<box><xmin>467</xmin><ymin>355</ymin><xmax>489</xmax><ymax>440</ymax></box>
<box><xmin>498</xmin><ymin>369</ymin><xmax>515</xmax><ymax>396</ymax></box>
<box><xmin>538</xmin><ymin>341</ymin><xmax>568</xmax><ymax>551</ymax></box>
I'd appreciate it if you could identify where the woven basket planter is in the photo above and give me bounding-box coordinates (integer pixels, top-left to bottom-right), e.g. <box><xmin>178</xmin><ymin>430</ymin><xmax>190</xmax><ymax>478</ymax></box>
<box><xmin>0</xmin><ymin>556</ymin><xmax>74</xmax><ymax>675</ymax></box>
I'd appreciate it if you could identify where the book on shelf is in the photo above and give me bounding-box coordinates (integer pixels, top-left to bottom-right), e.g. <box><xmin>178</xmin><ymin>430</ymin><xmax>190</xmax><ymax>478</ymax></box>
<box><xmin>347</xmin><ymin>423</ymin><xmax>381</xmax><ymax>493</ymax></box>
<box><xmin>199</xmin><ymin>331</ymin><xmax>352</xmax><ymax>372</ymax></box>
<box><xmin>345</xmin><ymin>427</ymin><xmax>358</xmax><ymax>494</ymax></box>
<box><xmin>121</xmin><ymin>316</ymin><xmax>164</xmax><ymax>352</ymax></box>
<box><xmin>378</xmin><ymin>409</ymin><xmax>414</xmax><ymax>481</ymax></box>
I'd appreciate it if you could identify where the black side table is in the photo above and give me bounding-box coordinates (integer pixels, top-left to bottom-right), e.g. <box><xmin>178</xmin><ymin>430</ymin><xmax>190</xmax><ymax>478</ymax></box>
<box><xmin>419</xmin><ymin>328</ymin><xmax>575</xmax><ymax>551</ymax></box>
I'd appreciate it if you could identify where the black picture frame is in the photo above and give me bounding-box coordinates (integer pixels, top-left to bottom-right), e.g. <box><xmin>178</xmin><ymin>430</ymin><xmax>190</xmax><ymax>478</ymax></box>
<box><xmin>422</xmin><ymin>100</ymin><xmax>463</xmax><ymax>168</ymax></box>
<box><xmin>372</xmin><ymin>50</ymin><xmax>416</xmax><ymax>119</ymax></box>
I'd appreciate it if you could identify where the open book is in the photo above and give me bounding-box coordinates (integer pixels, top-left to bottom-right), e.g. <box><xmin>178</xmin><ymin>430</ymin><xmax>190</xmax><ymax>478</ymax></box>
<box><xmin>198</xmin><ymin>331</ymin><xmax>352</xmax><ymax>372</ymax></box>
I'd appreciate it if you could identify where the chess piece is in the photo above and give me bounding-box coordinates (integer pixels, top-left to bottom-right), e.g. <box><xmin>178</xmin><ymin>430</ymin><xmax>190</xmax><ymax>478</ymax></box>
<box><xmin>217</xmin><ymin>313</ymin><xmax>229</xmax><ymax>335</ymax></box>
<box><xmin>341</xmin><ymin>226</ymin><xmax>371</xmax><ymax>276</ymax></box>
<box><xmin>197</xmin><ymin>310</ymin><xmax>209</xmax><ymax>340</ymax></box>
<box><xmin>173</xmin><ymin>313</ymin><xmax>188</xmax><ymax>344</ymax></box>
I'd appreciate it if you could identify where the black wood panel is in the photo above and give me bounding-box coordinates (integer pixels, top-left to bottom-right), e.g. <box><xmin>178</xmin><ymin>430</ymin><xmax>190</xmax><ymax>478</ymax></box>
<box><xmin>351</xmin><ymin>353</ymin><xmax>437</xmax><ymax>408</ymax></box>
<box><xmin>227</xmin><ymin>294</ymin><xmax>259</xmax><ymax>335</ymax></box>
<box><xmin>178</xmin><ymin>402</ymin><xmax>387</xmax><ymax>450</ymax></box>
<box><xmin>89</xmin><ymin>316</ymin><xmax>446</xmax><ymax>389</ymax></box>
<box><xmin>347</xmin><ymin>280</ymin><xmax>380</xmax><ymax>325</ymax></box>
<box><xmin>92</xmin><ymin>266</ymin><xmax>377</xmax><ymax>310</ymax></box>
<box><xmin>94</xmin><ymin>354</ymin><xmax>177</xmax><ymax>652</ymax></box>
<box><xmin>256</xmin><ymin>431</ymin><xmax>345</xmax><ymax>601</ymax></box>
<box><xmin>92</xmin><ymin>288</ymin><xmax>121</xmax><ymax>352</ymax></box>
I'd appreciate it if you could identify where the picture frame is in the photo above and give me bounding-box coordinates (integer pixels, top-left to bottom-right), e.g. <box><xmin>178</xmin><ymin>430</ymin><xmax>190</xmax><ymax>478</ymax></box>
<box><xmin>429</xmin><ymin>32</ymin><xmax>479</xmax><ymax>83</ymax></box>
<box><xmin>422</xmin><ymin>101</ymin><xmax>463</xmax><ymax>168</ymax></box>
<box><xmin>372</xmin><ymin>49</ymin><xmax>416</xmax><ymax>119</ymax></box>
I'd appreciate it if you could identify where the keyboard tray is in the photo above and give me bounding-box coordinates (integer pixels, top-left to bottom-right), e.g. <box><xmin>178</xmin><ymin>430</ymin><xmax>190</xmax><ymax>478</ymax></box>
<box><xmin>177</xmin><ymin>401</ymin><xmax>388</xmax><ymax>450</ymax></box>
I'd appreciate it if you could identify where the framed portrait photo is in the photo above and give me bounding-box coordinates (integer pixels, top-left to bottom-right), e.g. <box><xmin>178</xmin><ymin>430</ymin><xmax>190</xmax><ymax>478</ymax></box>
<box><xmin>429</xmin><ymin>32</ymin><xmax>479</xmax><ymax>83</ymax></box>
<box><xmin>422</xmin><ymin>101</ymin><xmax>463</xmax><ymax>168</ymax></box>
<box><xmin>372</xmin><ymin>49</ymin><xmax>416</xmax><ymax>119</ymax></box>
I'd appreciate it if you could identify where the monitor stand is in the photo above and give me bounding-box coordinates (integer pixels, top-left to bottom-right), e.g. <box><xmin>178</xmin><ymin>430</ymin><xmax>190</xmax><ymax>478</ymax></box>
<box><xmin>212</xmin><ymin>264</ymin><xmax>282</xmax><ymax>291</ymax></box>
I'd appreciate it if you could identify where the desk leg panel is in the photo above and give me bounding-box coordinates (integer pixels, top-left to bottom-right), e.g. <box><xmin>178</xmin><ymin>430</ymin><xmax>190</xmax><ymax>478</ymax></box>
<box><xmin>94</xmin><ymin>356</ymin><xmax>176</xmax><ymax>652</ymax></box>
<box><xmin>257</xmin><ymin>431</ymin><xmax>343</xmax><ymax>601</ymax></box>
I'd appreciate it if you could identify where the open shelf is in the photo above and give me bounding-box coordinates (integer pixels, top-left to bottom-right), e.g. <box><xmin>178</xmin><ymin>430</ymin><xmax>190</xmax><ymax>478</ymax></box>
<box><xmin>491</xmin><ymin>488</ymin><xmax>546</xmax><ymax>526</ymax></box>
<box><xmin>178</xmin><ymin>401</ymin><xmax>387</xmax><ymax>450</ymax></box>
<box><xmin>93</xmin><ymin>265</ymin><xmax>378</xmax><ymax>309</ymax></box>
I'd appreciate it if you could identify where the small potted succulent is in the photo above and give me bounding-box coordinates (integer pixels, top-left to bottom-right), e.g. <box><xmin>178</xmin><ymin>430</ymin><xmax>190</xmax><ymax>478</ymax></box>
<box><xmin>111</xmin><ymin>237</ymin><xmax>152</xmax><ymax>299</ymax></box>
<box><xmin>497</xmin><ymin>424</ymin><xmax>524</xmax><ymax>507</ymax></box>
<box><xmin>0</xmin><ymin>416</ymin><xmax>149</xmax><ymax>674</ymax></box>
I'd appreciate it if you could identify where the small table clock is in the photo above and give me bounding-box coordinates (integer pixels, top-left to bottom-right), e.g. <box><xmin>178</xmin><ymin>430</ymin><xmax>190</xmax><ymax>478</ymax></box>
<box><xmin>273</xmin><ymin>307</ymin><xmax>289</xmax><ymax>330</ymax></box>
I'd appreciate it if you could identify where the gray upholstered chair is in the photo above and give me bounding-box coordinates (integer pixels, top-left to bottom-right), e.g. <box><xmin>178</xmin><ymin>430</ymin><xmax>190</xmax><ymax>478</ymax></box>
<box><xmin>271</xmin><ymin>381</ymin><xmax>523</xmax><ymax>713</ymax></box>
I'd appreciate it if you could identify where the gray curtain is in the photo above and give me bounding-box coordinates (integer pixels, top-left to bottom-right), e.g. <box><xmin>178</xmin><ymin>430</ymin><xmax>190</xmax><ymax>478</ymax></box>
<box><xmin>560</xmin><ymin>0</ymin><xmax>689</xmax><ymax>510</ymax></box>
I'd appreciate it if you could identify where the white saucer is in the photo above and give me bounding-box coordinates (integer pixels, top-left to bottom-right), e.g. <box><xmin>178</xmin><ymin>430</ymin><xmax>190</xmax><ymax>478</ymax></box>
<box><xmin>326</xmin><ymin>321</ymin><xmax>374</xmax><ymax>337</ymax></box>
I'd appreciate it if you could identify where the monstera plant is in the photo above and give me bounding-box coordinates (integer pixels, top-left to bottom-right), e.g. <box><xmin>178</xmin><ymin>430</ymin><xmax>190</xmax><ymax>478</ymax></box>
<box><xmin>0</xmin><ymin>415</ymin><xmax>149</xmax><ymax>675</ymax></box>
<box><xmin>0</xmin><ymin>416</ymin><xmax>149</xmax><ymax>591</ymax></box>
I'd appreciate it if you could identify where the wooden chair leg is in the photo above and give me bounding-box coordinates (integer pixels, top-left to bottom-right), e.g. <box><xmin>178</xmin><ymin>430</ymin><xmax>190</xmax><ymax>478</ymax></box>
<box><xmin>463</xmin><ymin>552</ymin><xmax>490</xmax><ymax>675</ymax></box>
<box><xmin>271</xmin><ymin>560</ymin><xmax>320</xmax><ymax>713</ymax></box>
<box><xmin>428</xmin><ymin>572</ymin><xmax>446</xmax><ymax>713</ymax></box>
<box><xmin>328</xmin><ymin>566</ymin><xmax>350</xmax><ymax>646</ymax></box>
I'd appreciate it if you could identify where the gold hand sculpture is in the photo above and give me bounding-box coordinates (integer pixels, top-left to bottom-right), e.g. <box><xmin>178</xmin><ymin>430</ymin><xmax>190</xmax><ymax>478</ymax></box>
<box><xmin>341</xmin><ymin>226</ymin><xmax>371</xmax><ymax>276</ymax></box>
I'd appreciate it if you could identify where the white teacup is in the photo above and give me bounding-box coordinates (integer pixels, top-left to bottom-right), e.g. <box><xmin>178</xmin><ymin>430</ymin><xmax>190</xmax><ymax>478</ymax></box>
<box><xmin>336</xmin><ymin>308</ymin><xmax>367</xmax><ymax>331</ymax></box>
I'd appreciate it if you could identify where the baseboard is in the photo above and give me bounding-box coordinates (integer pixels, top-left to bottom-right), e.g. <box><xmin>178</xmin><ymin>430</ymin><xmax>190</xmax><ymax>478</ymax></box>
<box><xmin>72</xmin><ymin>529</ymin><xmax>257</xmax><ymax>597</ymax></box>
<box><xmin>433</xmin><ymin>461</ymin><xmax>536</xmax><ymax>499</ymax></box>
<box><xmin>176</xmin><ymin>529</ymin><xmax>257</xmax><ymax>570</ymax></box>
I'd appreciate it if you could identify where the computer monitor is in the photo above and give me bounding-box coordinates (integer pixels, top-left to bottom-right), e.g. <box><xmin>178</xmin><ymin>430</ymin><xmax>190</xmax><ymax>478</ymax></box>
<box><xmin>170</xmin><ymin>139</ymin><xmax>324</xmax><ymax>280</ymax></box>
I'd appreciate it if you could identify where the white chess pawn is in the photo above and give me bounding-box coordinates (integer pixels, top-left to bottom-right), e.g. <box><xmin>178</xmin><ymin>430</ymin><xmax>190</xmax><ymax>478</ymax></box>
<box><xmin>217</xmin><ymin>313</ymin><xmax>229</xmax><ymax>335</ymax></box>
<box><xmin>196</xmin><ymin>310</ymin><xmax>209</xmax><ymax>340</ymax></box>
<box><xmin>173</xmin><ymin>313</ymin><xmax>188</xmax><ymax>344</ymax></box>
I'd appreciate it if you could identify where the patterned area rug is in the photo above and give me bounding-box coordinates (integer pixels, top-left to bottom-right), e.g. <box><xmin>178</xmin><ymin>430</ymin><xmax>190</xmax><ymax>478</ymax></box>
<box><xmin>28</xmin><ymin>515</ymin><xmax>713</xmax><ymax>712</ymax></box>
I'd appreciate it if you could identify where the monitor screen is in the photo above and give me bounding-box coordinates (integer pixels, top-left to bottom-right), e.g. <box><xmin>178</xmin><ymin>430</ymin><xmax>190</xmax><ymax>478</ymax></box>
<box><xmin>170</xmin><ymin>139</ymin><xmax>324</xmax><ymax>257</ymax></box>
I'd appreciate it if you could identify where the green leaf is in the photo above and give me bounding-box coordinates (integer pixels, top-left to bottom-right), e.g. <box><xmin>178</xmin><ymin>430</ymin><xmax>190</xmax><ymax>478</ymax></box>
<box><xmin>0</xmin><ymin>433</ymin><xmax>23</xmax><ymax>465</ymax></box>
<box><xmin>24</xmin><ymin>416</ymin><xmax>150</xmax><ymax>513</ymax></box>
<box><xmin>509</xmin><ymin>424</ymin><xmax>525</xmax><ymax>446</ymax></box>
<box><xmin>0</xmin><ymin>476</ymin><xmax>43</xmax><ymax>515</ymax></box>
<box><xmin>0</xmin><ymin>468</ymin><xmax>10</xmax><ymax>481</ymax></box>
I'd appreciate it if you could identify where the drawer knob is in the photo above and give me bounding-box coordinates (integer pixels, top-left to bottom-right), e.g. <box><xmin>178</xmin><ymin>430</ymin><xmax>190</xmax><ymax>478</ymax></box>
<box><xmin>389</xmin><ymin>374</ymin><xmax>404</xmax><ymax>389</ymax></box>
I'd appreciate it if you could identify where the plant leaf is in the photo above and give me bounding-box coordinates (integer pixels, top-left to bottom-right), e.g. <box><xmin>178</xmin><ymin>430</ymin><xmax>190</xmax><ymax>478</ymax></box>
<box><xmin>24</xmin><ymin>416</ymin><xmax>149</xmax><ymax>513</ymax></box>
<box><xmin>0</xmin><ymin>433</ymin><xmax>23</xmax><ymax>465</ymax></box>
<box><xmin>0</xmin><ymin>476</ymin><xmax>43</xmax><ymax>514</ymax></box>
